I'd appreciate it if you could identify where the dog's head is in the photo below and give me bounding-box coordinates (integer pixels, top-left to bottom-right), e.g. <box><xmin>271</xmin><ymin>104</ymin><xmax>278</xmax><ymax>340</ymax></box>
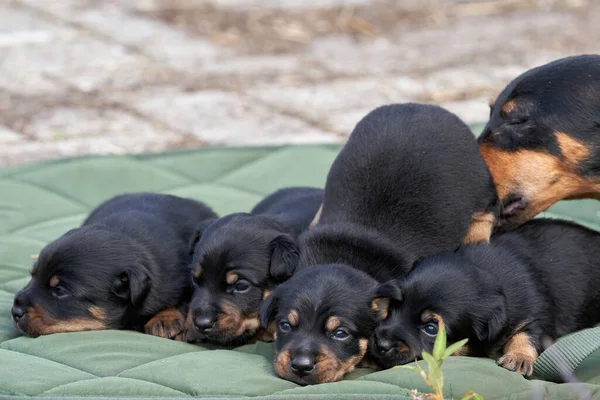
<box><xmin>12</xmin><ymin>226</ymin><xmax>155</xmax><ymax>337</ymax></box>
<box><xmin>260</xmin><ymin>264</ymin><xmax>379</xmax><ymax>385</ymax></box>
<box><xmin>479</xmin><ymin>55</ymin><xmax>600</xmax><ymax>230</ymax></box>
<box><xmin>185</xmin><ymin>213</ymin><xmax>298</xmax><ymax>345</ymax></box>
<box><xmin>369</xmin><ymin>252</ymin><xmax>506</xmax><ymax>369</ymax></box>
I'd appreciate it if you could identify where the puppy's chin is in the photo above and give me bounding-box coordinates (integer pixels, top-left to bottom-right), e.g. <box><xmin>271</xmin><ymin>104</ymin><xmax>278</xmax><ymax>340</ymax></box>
<box><xmin>14</xmin><ymin>308</ymin><xmax>107</xmax><ymax>337</ymax></box>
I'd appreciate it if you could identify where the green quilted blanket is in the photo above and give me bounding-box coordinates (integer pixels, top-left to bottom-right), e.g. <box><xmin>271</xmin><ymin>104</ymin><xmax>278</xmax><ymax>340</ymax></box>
<box><xmin>1</xmin><ymin>145</ymin><xmax>600</xmax><ymax>400</ymax></box>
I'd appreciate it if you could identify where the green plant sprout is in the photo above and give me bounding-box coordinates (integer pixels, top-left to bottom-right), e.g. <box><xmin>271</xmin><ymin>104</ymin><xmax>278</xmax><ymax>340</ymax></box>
<box><xmin>396</xmin><ymin>315</ymin><xmax>483</xmax><ymax>400</ymax></box>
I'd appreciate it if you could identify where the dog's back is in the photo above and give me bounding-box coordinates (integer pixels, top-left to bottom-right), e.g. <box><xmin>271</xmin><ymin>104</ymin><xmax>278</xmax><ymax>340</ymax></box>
<box><xmin>319</xmin><ymin>104</ymin><xmax>497</xmax><ymax>266</ymax></box>
<box><xmin>491</xmin><ymin>219</ymin><xmax>600</xmax><ymax>337</ymax></box>
<box><xmin>251</xmin><ymin>187</ymin><xmax>324</xmax><ymax>238</ymax></box>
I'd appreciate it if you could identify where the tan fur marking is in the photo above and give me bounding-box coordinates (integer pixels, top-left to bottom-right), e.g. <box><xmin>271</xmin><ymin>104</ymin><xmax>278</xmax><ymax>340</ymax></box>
<box><xmin>144</xmin><ymin>308</ymin><xmax>186</xmax><ymax>340</ymax></box>
<box><xmin>556</xmin><ymin>131</ymin><xmax>590</xmax><ymax>166</ymax></box>
<box><xmin>274</xmin><ymin>347</ymin><xmax>292</xmax><ymax>380</ymax></box>
<box><xmin>463</xmin><ymin>211</ymin><xmax>495</xmax><ymax>244</ymax></box>
<box><xmin>314</xmin><ymin>338</ymin><xmax>368</xmax><ymax>383</ymax></box>
<box><xmin>192</xmin><ymin>265</ymin><xmax>202</xmax><ymax>280</ymax></box>
<box><xmin>88</xmin><ymin>306</ymin><xmax>106</xmax><ymax>321</ymax></box>
<box><xmin>480</xmin><ymin>144</ymin><xmax>600</xmax><ymax>225</ymax></box>
<box><xmin>497</xmin><ymin>332</ymin><xmax>538</xmax><ymax>376</ymax></box>
<box><xmin>325</xmin><ymin>316</ymin><xmax>341</xmax><ymax>332</ymax></box>
<box><xmin>370</xmin><ymin>297</ymin><xmax>390</xmax><ymax>320</ymax></box>
<box><xmin>421</xmin><ymin>310</ymin><xmax>436</xmax><ymax>323</ymax></box>
<box><xmin>256</xmin><ymin>321</ymin><xmax>277</xmax><ymax>342</ymax></box>
<box><xmin>49</xmin><ymin>276</ymin><xmax>59</xmax><ymax>288</ymax></box>
<box><xmin>24</xmin><ymin>305</ymin><xmax>106</xmax><ymax>336</ymax></box>
<box><xmin>214</xmin><ymin>300</ymin><xmax>261</xmax><ymax>339</ymax></box>
<box><xmin>501</xmin><ymin>99</ymin><xmax>517</xmax><ymax>114</ymax></box>
<box><xmin>453</xmin><ymin>345</ymin><xmax>470</xmax><ymax>356</ymax></box>
<box><xmin>287</xmin><ymin>310</ymin><xmax>299</xmax><ymax>327</ymax></box>
<box><xmin>225</xmin><ymin>272</ymin><xmax>238</xmax><ymax>285</ymax></box>
<box><xmin>263</xmin><ymin>289</ymin><xmax>272</xmax><ymax>300</ymax></box>
<box><xmin>310</xmin><ymin>204</ymin><xmax>323</xmax><ymax>228</ymax></box>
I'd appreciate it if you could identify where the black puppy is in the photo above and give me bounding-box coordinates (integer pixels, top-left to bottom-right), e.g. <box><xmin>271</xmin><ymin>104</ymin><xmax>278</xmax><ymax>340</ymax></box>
<box><xmin>301</xmin><ymin>103</ymin><xmax>499</xmax><ymax>282</ymax></box>
<box><xmin>479</xmin><ymin>55</ymin><xmax>600</xmax><ymax>231</ymax></box>
<box><xmin>369</xmin><ymin>218</ymin><xmax>600</xmax><ymax>376</ymax></box>
<box><xmin>11</xmin><ymin>193</ymin><xmax>216</xmax><ymax>338</ymax></box>
<box><xmin>260</xmin><ymin>104</ymin><xmax>498</xmax><ymax>385</ymax></box>
<box><xmin>185</xmin><ymin>187</ymin><xmax>323</xmax><ymax>345</ymax></box>
<box><xmin>259</xmin><ymin>264</ymin><xmax>381</xmax><ymax>385</ymax></box>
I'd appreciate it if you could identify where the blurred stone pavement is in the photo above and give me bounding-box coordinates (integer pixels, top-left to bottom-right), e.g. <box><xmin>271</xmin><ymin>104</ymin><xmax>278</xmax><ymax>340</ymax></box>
<box><xmin>0</xmin><ymin>0</ymin><xmax>598</xmax><ymax>166</ymax></box>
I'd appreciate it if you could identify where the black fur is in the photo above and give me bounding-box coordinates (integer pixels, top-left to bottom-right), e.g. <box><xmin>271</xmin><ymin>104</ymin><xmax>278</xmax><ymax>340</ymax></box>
<box><xmin>369</xmin><ymin>218</ymin><xmax>600</xmax><ymax>376</ymax></box>
<box><xmin>259</xmin><ymin>264</ymin><xmax>379</xmax><ymax>385</ymax></box>
<box><xmin>299</xmin><ymin>103</ymin><xmax>498</xmax><ymax>281</ymax></box>
<box><xmin>11</xmin><ymin>193</ymin><xmax>216</xmax><ymax>337</ymax></box>
<box><xmin>479</xmin><ymin>55</ymin><xmax>600</xmax><ymax>230</ymax></box>
<box><xmin>185</xmin><ymin>187</ymin><xmax>323</xmax><ymax>345</ymax></box>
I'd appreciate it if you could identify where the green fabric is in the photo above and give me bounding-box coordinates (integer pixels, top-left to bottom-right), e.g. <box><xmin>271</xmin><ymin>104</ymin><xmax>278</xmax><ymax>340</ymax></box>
<box><xmin>1</xmin><ymin>145</ymin><xmax>600</xmax><ymax>400</ymax></box>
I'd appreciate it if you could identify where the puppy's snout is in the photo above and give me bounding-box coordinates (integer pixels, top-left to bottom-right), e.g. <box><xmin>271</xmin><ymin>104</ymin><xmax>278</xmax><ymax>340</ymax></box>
<box><xmin>11</xmin><ymin>304</ymin><xmax>25</xmax><ymax>322</ymax></box>
<box><xmin>193</xmin><ymin>315</ymin><xmax>216</xmax><ymax>333</ymax></box>
<box><xmin>376</xmin><ymin>337</ymin><xmax>393</xmax><ymax>354</ymax></box>
<box><xmin>290</xmin><ymin>355</ymin><xmax>315</xmax><ymax>377</ymax></box>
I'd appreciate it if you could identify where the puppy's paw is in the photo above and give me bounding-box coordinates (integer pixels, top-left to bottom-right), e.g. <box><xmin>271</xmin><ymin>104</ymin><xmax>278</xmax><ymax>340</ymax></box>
<box><xmin>496</xmin><ymin>352</ymin><xmax>536</xmax><ymax>376</ymax></box>
<box><xmin>144</xmin><ymin>308</ymin><xmax>185</xmax><ymax>340</ymax></box>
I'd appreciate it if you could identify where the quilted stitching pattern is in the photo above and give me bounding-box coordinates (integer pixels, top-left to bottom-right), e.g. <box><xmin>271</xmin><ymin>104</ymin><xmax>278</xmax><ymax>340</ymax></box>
<box><xmin>1</xmin><ymin>144</ymin><xmax>600</xmax><ymax>399</ymax></box>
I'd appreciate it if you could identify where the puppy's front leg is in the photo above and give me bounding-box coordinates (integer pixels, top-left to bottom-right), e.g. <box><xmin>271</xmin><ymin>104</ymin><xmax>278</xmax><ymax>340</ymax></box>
<box><xmin>496</xmin><ymin>331</ymin><xmax>538</xmax><ymax>376</ymax></box>
<box><xmin>144</xmin><ymin>307</ymin><xmax>186</xmax><ymax>340</ymax></box>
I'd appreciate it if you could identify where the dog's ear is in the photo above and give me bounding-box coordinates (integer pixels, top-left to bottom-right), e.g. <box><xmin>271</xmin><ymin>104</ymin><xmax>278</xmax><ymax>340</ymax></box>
<box><xmin>370</xmin><ymin>280</ymin><xmax>402</xmax><ymax>320</ymax></box>
<box><xmin>472</xmin><ymin>292</ymin><xmax>507</xmax><ymax>342</ymax></box>
<box><xmin>259</xmin><ymin>291</ymin><xmax>279</xmax><ymax>329</ymax></box>
<box><xmin>189</xmin><ymin>218</ymin><xmax>217</xmax><ymax>255</ymax></box>
<box><xmin>375</xmin><ymin>280</ymin><xmax>403</xmax><ymax>302</ymax></box>
<box><xmin>269</xmin><ymin>235</ymin><xmax>299</xmax><ymax>282</ymax></box>
<box><xmin>114</xmin><ymin>267</ymin><xmax>151</xmax><ymax>307</ymax></box>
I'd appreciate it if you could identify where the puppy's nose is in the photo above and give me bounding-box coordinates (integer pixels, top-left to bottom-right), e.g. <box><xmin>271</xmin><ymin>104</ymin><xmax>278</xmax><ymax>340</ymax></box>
<box><xmin>376</xmin><ymin>337</ymin><xmax>393</xmax><ymax>353</ymax></box>
<box><xmin>11</xmin><ymin>305</ymin><xmax>25</xmax><ymax>322</ymax></box>
<box><xmin>194</xmin><ymin>316</ymin><xmax>216</xmax><ymax>333</ymax></box>
<box><xmin>291</xmin><ymin>355</ymin><xmax>315</xmax><ymax>377</ymax></box>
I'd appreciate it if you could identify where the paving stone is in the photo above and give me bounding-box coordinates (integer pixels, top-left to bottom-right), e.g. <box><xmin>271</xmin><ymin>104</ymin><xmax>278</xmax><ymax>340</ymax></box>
<box><xmin>439</xmin><ymin>98</ymin><xmax>490</xmax><ymax>125</ymax></box>
<box><xmin>23</xmin><ymin>108</ymin><xmax>170</xmax><ymax>140</ymax></box>
<box><xmin>0</xmin><ymin>126</ymin><xmax>23</xmax><ymax>144</ymax></box>
<box><xmin>68</xmin><ymin>8</ymin><xmax>226</xmax><ymax>67</ymax></box>
<box><xmin>247</xmin><ymin>78</ymin><xmax>417</xmax><ymax>124</ymax></box>
<box><xmin>116</xmin><ymin>87</ymin><xmax>338</xmax><ymax>144</ymax></box>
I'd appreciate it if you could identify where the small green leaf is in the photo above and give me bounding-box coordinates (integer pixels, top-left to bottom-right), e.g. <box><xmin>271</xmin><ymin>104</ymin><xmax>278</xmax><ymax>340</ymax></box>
<box><xmin>432</xmin><ymin>317</ymin><xmax>447</xmax><ymax>359</ymax></box>
<box><xmin>443</xmin><ymin>338</ymin><xmax>469</xmax><ymax>359</ymax></box>
<box><xmin>461</xmin><ymin>391</ymin><xmax>484</xmax><ymax>400</ymax></box>
<box><xmin>422</xmin><ymin>351</ymin><xmax>440</xmax><ymax>370</ymax></box>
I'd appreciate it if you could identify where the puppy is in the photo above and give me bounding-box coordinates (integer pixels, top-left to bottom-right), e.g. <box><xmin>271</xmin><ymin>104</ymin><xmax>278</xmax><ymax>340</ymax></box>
<box><xmin>185</xmin><ymin>187</ymin><xmax>323</xmax><ymax>345</ymax></box>
<box><xmin>479</xmin><ymin>55</ymin><xmax>600</xmax><ymax>231</ymax></box>
<box><xmin>259</xmin><ymin>264</ymin><xmax>381</xmax><ymax>385</ymax></box>
<box><xmin>369</xmin><ymin>218</ymin><xmax>600</xmax><ymax>376</ymax></box>
<box><xmin>301</xmin><ymin>103</ymin><xmax>499</xmax><ymax>281</ymax></box>
<box><xmin>11</xmin><ymin>193</ymin><xmax>216</xmax><ymax>338</ymax></box>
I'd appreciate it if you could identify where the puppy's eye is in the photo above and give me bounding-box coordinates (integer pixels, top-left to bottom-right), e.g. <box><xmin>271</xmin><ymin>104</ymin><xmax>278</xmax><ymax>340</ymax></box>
<box><xmin>278</xmin><ymin>321</ymin><xmax>292</xmax><ymax>333</ymax></box>
<box><xmin>233</xmin><ymin>280</ymin><xmax>251</xmax><ymax>293</ymax></box>
<box><xmin>51</xmin><ymin>285</ymin><xmax>69</xmax><ymax>299</ymax></box>
<box><xmin>422</xmin><ymin>323</ymin><xmax>438</xmax><ymax>336</ymax></box>
<box><xmin>332</xmin><ymin>329</ymin><xmax>350</xmax><ymax>340</ymax></box>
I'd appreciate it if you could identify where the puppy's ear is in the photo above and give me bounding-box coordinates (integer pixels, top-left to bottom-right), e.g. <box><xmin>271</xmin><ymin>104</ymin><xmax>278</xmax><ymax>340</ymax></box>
<box><xmin>472</xmin><ymin>293</ymin><xmax>507</xmax><ymax>342</ymax></box>
<box><xmin>114</xmin><ymin>267</ymin><xmax>150</xmax><ymax>306</ymax></box>
<box><xmin>269</xmin><ymin>235</ymin><xmax>299</xmax><ymax>282</ymax></box>
<box><xmin>370</xmin><ymin>280</ymin><xmax>402</xmax><ymax>320</ymax></box>
<box><xmin>189</xmin><ymin>218</ymin><xmax>217</xmax><ymax>255</ymax></box>
<box><xmin>375</xmin><ymin>280</ymin><xmax>403</xmax><ymax>302</ymax></box>
<box><xmin>259</xmin><ymin>291</ymin><xmax>278</xmax><ymax>329</ymax></box>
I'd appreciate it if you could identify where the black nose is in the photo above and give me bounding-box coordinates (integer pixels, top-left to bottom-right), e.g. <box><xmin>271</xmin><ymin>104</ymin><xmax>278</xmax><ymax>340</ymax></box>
<box><xmin>11</xmin><ymin>305</ymin><xmax>25</xmax><ymax>322</ymax></box>
<box><xmin>194</xmin><ymin>316</ymin><xmax>216</xmax><ymax>333</ymax></box>
<box><xmin>291</xmin><ymin>355</ymin><xmax>315</xmax><ymax>377</ymax></box>
<box><xmin>377</xmin><ymin>337</ymin><xmax>393</xmax><ymax>353</ymax></box>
